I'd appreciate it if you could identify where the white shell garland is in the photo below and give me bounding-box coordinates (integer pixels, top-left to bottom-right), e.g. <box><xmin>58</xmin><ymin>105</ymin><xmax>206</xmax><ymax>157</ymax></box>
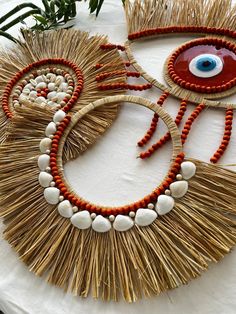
<box><xmin>113</xmin><ymin>215</ymin><xmax>134</xmax><ymax>231</ymax></box>
<box><xmin>39</xmin><ymin>138</ymin><xmax>52</xmax><ymax>153</ymax></box>
<box><xmin>38</xmin><ymin>116</ymin><xmax>196</xmax><ymax>232</ymax></box>
<box><xmin>135</xmin><ymin>208</ymin><xmax>157</xmax><ymax>226</ymax></box>
<box><xmin>155</xmin><ymin>195</ymin><xmax>175</xmax><ymax>215</ymax></box>
<box><xmin>44</xmin><ymin>187</ymin><xmax>60</xmax><ymax>205</ymax></box>
<box><xmin>169</xmin><ymin>181</ymin><xmax>188</xmax><ymax>198</ymax></box>
<box><xmin>181</xmin><ymin>161</ymin><xmax>196</xmax><ymax>180</ymax></box>
<box><xmin>71</xmin><ymin>211</ymin><xmax>92</xmax><ymax>229</ymax></box>
<box><xmin>38</xmin><ymin>154</ymin><xmax>50</xmax><ymax>171</ymax></box>
<box><xmin>38</xmin><ymin>172</ymin><xmax>53</xmax><ymax>187</ymax></box>
<box><xmin>53</xmin><ymin>110</ymin><xmax>66</xmax><ymax>123</ymax></box>
<box><xmin>92</xmin><ymin>215</ymin><xmax>112</xmax><ymax>233</ymax></box>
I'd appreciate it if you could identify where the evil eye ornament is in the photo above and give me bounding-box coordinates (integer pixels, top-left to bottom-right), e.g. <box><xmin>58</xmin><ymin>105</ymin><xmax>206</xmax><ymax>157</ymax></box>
<box><xmin>189</xmin><ymin>54</ymin><xmax>223</xmax><ymax>78</ymax></box>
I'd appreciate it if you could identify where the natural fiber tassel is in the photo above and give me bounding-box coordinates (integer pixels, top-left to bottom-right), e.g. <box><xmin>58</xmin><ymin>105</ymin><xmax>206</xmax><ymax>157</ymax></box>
<box><xmin>1</xmin><ymin>96</ymin><xmax>236</xmax><ymax>302</ymax></box>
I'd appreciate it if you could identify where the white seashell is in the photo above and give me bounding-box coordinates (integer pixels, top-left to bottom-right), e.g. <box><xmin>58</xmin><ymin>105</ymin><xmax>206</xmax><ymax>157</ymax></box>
<box><xmin>45</xmin><ymin>122</ymin><xmax>57</xmax><ymax>137</ymax></box>
<box><xmin>57</xmin><ymin>92</ymin><xmax>66</xmax><ymax>101</ymax></box>
<box><xmin>22</xmin><ymin>88</ymin><xmax>30</xmax><ymax>95</ymax></box>
<box><xmin>58</xmin><ymin>200</ymin><xmax>73</xmax><ymax>218</ymax></box>
<box><xmin>53</xmin><ymin>110</ymin><xmax>66</xmax><ymax>123</ymax></box>
<box><xmin>50</xmin><ymin>74</ymin><xmax>57</xmax><ymax>82</ymax></box>
<box><xmin>44</xmin><ymin>187</ymin><xmax>60</xmax><ymax>205</ymax></box>
<box><xmin>29</xmin><ymin>90</ymin><xmax>37</xmax><ymax>99</ymax></box>
<box><xmin>30</xmin><ymin>79</ymin><xmax>37</xmax><ymax>86</ymax></box>
<box><xmin>48</xmin><ymin>101</ymin><xmax>57</xmax><ymax>107</ymax></box>
<box><xmin>36</xmin><ymin>82</ymin><xmax>47</xmax><ymax>90</ymax></box>
<box><xmin>135</xmin><ymin>208</ymin><xmax>157</xmax><ymax>226</ymax></box>
<box><xmin>170</xmin><ymin>181</ymin><xmax>188</xmax><ymax>198</ymax></box>
<box><xmin>47</xmin><ymin>91</ymin><xmax>57</xmax><ymax>100</ymax></box>
<box><xmin>71</xmin><ymin>211</ymin><xmax>92</xmax><ymax>229</ymax></box>
<box><xmin>181</xmin><ymin>161</ymin><xmax>196</xmax><ymax>180</ymax></box>
<box><xmin>92</xmin><ymin>215</ymin><xmax>111</xmax><ymax>233</ymax></box>
<box><xmin>155</xmin><ymin>195</ymin><xmax>175</xmax><ymax>215</ymax></box>
<box><xmin>38</xmin><ymin>171</ymin><xmax>53</xmax><ymax>187</ymax></box>
<box><xmin>25</xmin><ymin>83</ymin><xmax>33</xmax><ymax>90</ymax></box>
<box><xmin>59</xmin><ymin>82</ymin><xmax>68</xmax><ymax>92</ymax></box>
<box><xmin>35</xmin><ymin>75</ymin><xmax>43</xmax><ymax>84</ymax></box>
<box><xmin>113</xmin><ymin>215</ymin><xmax>134</xmax><ymax>232</ymax></box>
<box><xmin>38</xmin><ymin>154</ymin><xmax>50</xmax><ymax>170</ymax></box>
<box><xmin>39</xmin><ymin>138</ymin><xmax>52</xmax><ymax>153</ymax></box>
<box><xmin>48</xmin><ymin>82</ymin><xmax>56</xmax><ymax>91</ymax></box>
<box><xmin>35</xmin><ymin>96</ymin><xmax>46</xmax><ymax>104</ymax></box>
<box><xmin>19</xmin><ymin>94</ymin><xmax>27</xmax><ymax>102</ymax></box>
<box><xmin>55</xmin><ymin>76</ymin><xmax>65</xmax><ymax>85</ymax></box>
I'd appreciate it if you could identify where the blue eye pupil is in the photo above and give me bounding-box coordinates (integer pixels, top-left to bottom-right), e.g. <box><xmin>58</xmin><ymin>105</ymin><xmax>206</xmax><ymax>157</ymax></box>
<box><xmin>196</xmin><ymin>57</ymin><xmax>217</xmax><ymax>72</ymax></box>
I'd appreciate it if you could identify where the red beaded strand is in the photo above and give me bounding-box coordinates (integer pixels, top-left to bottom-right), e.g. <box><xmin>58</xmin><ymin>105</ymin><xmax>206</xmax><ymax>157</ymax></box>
<box><xmin>137</xmin><ymin>91</ymin><xmax>169</xmax><ymax>147</ymax></box>
<box><xmin>181</xmin><ymin>103</ymin><xmax>205</xmax><ymax>144</ymax></box>
<box><xmin>139</xmin><ymin>99</ymin><xmax>187</xmax><ymax>159</ymax></box>
<box><xmin>210</xmin><ymin>108</ymin><xmax>234</xmax><ymax>163</ymax></box>
<box><xmin>98</xmin><ymin>82</ymin><xmax>152</xmax><ymax>91</ymax></box>
<box><xmin>128</xmin><ymin>25</ymin><xmax>236</xmax><ymax>41</ymax></box>
<box><xmin>96</xmin><ymin>70</ymin><xmax>140</xmax><ymax>81</ymax></box>
<box><xmin>100</xmin><ymin>44</ymin><xmax>125</xmax><ymax>51</ymax></box>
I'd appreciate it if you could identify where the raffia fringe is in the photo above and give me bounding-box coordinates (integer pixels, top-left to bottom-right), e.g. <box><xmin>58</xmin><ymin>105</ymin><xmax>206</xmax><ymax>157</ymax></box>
<box><xmin>0</xmin><ymin>105</ymin><xmax>236</xmax><ymax>301</ymax></box>
<box><xmin>125</xmin><ymin>0</ymin><xmax>236</xmax><ymax>35</ymax></box>
<box><xmin>0</xmin><ymin>29</ymin><xmax>126</xmax><ymax>159</ymax></box>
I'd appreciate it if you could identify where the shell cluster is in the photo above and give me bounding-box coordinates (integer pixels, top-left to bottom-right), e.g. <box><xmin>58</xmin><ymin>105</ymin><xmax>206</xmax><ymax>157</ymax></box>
<box><xmin>38</xmin><ymin>112</ymin><xmax>196</xmax><ymax>233</ymax></box>
<box><xmin>12</xmin><ymin>68</ymin><xmax>74</xmax><ymax>109</ymax></box>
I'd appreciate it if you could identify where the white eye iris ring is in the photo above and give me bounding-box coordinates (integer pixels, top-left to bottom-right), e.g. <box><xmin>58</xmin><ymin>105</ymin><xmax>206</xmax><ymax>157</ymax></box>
<box><xmin>189</xmin><ymin>54</ymin><xmax>223</xmax><ymax>78</ymax></box>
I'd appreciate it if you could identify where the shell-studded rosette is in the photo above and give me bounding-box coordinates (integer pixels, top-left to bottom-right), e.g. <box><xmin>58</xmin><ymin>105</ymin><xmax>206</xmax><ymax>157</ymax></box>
<box><xmin>0</xmin><ymin>29</ymin><xmax>127</xmax><ymax>160</ymax></box>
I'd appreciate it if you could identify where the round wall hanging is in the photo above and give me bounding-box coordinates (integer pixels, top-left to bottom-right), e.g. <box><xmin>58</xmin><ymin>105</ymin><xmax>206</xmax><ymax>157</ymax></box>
<box><xmin>0</xmin><ymin>95</ymin><xmax>236</xmax><ymax>302</ymax></box>
<box><xmin>0</xmin><ymin>28</ymin><xmax>127</xmax><ymax>160</ymax></box>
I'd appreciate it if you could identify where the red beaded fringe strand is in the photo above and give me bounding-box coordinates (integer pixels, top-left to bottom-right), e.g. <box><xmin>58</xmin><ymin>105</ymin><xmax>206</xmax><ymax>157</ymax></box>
<box><xmin>139</xmin><ymin>99</ymin><xmax>187</xmax><ymax>159</ymax></box>
<box><xmin>137</xmin><ymin>91</ymin><xmax>169</xmax><ymax>147</ymax></box>
<box><xmin>210</xmin><ymin>107</ymin><xmax>234</xmax><ymax>163</ymax></box>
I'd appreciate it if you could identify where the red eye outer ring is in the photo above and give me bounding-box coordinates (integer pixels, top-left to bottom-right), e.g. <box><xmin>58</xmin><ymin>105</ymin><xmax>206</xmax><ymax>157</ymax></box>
<box><xmin>167</xmin><ymin>38</ymin><xmax>236</xmax><ymax>94</ymax></box>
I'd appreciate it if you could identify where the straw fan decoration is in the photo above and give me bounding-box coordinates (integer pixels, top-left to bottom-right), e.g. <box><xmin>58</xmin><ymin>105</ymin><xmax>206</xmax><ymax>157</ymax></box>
<box><xmin>0</xmin><ymin>95</ymin><xmax>236</xmax><ymax>302</ymax></box>
<box><xmin>94</xmin><ymin>0</ymin><xmax>236</xmax><ymax>162</ymax></box>
<box><xmin>0</xmin><ymin>28</ymin><xmax>127</xmax><ymax>160</ymax></box>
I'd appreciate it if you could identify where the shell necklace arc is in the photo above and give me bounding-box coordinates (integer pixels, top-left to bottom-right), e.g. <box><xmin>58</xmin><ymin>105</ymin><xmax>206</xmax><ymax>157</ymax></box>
<box><xmin>38</xmin><ymin>95</ymin><xmax>196</xmax><ymax>232</ymax></box>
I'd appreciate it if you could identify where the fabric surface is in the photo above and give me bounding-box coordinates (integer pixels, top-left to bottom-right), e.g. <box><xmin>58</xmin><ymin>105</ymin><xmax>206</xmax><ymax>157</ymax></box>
<box><xmin>0</xmin><ymin>0</ymin><xmax>236</xmax><ymax>313</ymax></box>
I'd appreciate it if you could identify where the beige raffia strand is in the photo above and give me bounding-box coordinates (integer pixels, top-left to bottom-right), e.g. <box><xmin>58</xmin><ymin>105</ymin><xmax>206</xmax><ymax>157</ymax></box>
<box><xmin>0</xmin><ymin>95</ymin><xmax>236</xmax><ymax>302</ymax></box>
<box><xmin>124</xmin><ymin>0</ymin><xmax>236</xmax><ymax>107</ymax></box>
<box><xmin>125</xmin><ymin>0</ymin><xmax>236</xmax><ymax>36</ymax></box>
<box><xmin>0</xmin><ymin>29</ymin><xmax>126</xmax><ymax>159</ymax></box>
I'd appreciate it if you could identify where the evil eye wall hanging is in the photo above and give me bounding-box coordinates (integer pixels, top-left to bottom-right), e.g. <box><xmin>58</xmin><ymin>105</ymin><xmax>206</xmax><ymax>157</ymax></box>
<box><xmin>115</xmin><ymin>0</ymin><xmax>236</xmax><ymax>164</ymax></box>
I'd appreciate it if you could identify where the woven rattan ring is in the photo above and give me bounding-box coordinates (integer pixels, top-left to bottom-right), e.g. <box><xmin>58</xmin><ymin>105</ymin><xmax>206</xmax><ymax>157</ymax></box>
<box><xmin>39</xmin><ymin>94</ymin><xmax>186</xmax><ymax>226</ymax></box>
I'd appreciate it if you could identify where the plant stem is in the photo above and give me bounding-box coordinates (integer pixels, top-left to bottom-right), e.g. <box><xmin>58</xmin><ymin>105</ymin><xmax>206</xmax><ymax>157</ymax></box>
<box><xmin>0</xmin><ymin>9</ymin><xmax>41</xmax><ymax>31</ymax></box>
<box><xmin>0</xmin><ymin>3</ymin><xmax>40</xmax><ymax>25</ymax></box>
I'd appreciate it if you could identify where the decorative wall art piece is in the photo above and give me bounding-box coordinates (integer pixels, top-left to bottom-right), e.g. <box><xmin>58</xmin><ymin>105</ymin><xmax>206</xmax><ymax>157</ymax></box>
<box><xmin>0</xmin><ymin>29</ymin><xmax>127</xmax><ymax>160</ymax></box>
<box><xmin>0</xmin><ymin>95</ymin><xmax>236</xmax><ymax>302</ymax></box>
<box><xmin>122</xmin><ymin>0</ymin><xmax>236</xmax><ymax>163</ymax></box>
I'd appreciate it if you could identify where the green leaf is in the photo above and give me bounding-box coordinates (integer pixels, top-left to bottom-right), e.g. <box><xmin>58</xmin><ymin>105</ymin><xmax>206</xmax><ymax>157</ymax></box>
<box><xmin>33</xmin><ymin>14</ymin><xmax>48</xmax><ymax>25</ymax></box>
<box><xmin>96</xmin><ymin>0</ymin><xmax>104</xmax><ymax>16</ymax></box>
<box><xmin>89</xmin><ymin>0</ymin><xmax>98</xmax><ymax>13</ymax></box>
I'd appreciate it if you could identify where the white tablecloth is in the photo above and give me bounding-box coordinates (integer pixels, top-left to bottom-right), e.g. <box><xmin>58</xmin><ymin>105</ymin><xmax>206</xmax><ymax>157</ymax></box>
<box><xmin>0</xmin><ymin>0</ymin><xmax>236</xmax><ymax>313</ymax></box>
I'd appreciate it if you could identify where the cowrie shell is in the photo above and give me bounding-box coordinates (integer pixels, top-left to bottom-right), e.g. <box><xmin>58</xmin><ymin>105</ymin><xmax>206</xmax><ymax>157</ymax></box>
<box><xmin>135</xmin><ymin>208</ymin><xmax>157</xmax><ymax>226</ymax></box>
<box><xmin>181</xmin><ymin>161</ymin><xmax>196</xmax><ymax>180</ymax></box>
<box><xmin>155</xmin><ymin>195</ymin><xmax>174</xmax><ymax>215</ymax></box>
<box><xmin>71</xmin><ymin>211</ymin><xmax>92</xmax><ymax>229</ymax></box>
<box><xmin>170</xmin><ymin>181</ymin><xmax>188</xmax><ymax>198</ymax></box>
<box><xmin>92</xmin><ymin>215</ymin><xmax>111</xmax><ymax>233</ymax></box>
<box><xmin>113</xmin><ymin>215</ymin><xmax>134</xmax><ymax>231</ymax></box>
